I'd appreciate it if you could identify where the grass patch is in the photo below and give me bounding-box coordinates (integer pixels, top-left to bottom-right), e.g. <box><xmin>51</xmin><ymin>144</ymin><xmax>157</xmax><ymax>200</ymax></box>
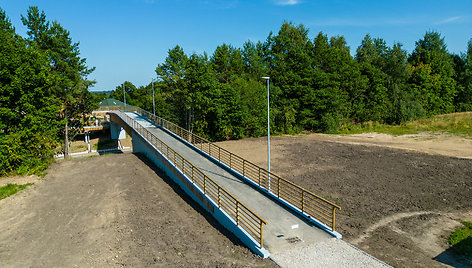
<box><xmin>0</xmin><ymin>183</ymin><xmax>33</xmax><ymax>200</ymax></box>
<box><xmin>93</xmin><ymin>139</ymin><xmax>117</xmax><ymax>150</ymax></box>
<box><xmin>71</xmin><ymin>144</ymin><xmax>87</xmax><ymax>153</ymax></box>
<box><xmin>448</xmin><ymin>221</ymin><xmax>472</xmax><ymax>258</ymax></box>
<box><xmin>337</xmin><ymin>112</ymin><xmax>472</xmax><ymax>137</ymax></box>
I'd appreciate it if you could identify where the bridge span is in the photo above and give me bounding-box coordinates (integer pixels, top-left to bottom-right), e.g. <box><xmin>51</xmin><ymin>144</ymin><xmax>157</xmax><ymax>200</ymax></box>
<box><xmin>105</xmin><ymin>107</ymin><xmax>389</xmax><ymax>267</ymax></box>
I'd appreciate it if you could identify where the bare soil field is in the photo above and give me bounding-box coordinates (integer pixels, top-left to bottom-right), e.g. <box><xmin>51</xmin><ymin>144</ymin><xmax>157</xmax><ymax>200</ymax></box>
<box><xmin>0</xmin><ymin>153</ymin><xmax>276</xmax><ymax>267</ymax></box>
<box><xmin>216</xmin><ymin>132</ymin><xmax>472</xmax><ymax>267</ymax></box>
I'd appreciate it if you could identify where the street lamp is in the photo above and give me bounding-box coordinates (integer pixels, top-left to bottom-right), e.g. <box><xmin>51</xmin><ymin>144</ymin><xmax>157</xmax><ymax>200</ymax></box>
<box><xmin>151</xmin><ymin>78</ymin><xmax>156</xmax><ymax>116</ymax></box>
<box><xmin>123</xmin><ymin>82</ymin><xmax>126</xmax><ymax>110</ymax></box>
<box><xmin>261</xmin><ymin>76</ymin><xmax>270</xmax><ymax>191</ymax></box>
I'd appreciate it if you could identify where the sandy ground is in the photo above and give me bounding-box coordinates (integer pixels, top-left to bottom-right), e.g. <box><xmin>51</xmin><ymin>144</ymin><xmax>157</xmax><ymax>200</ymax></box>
<box><xmin>0</xmin><ymin>153</ymin><xmax>276</xmax><ymax>267</ymax></box>
<box><xmin>215</xmin><ymin>132</ymin><xmax>472</xmax><ymax>268</ymax></box>
<box><xmin>304</xmin><ymin>132</ymin><xmax>472</xmax><ymax>159</ymax></box>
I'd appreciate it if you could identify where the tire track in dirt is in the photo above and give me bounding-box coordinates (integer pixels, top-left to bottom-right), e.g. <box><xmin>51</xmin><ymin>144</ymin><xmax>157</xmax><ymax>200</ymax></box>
<box><xmin>350</xmin><ymin>211</ymin><xmax>436</xmax><ymax>245</ymax></box>
<box><xmin>217</xmin><ymin>134</ymin><xmax>472</xmax><ymax>267</ymax></box>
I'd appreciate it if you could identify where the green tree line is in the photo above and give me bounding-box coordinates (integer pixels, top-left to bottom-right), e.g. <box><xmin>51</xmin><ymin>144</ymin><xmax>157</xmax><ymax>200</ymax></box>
<box><xmin>0</xmin><ymin>6</ymin><xmax>95</xmax><ymax>175</ymax></box>
<box><xmin>111</xmin><ymin>22</ymin><xmax>472</xmax><ymax>141</ymax></box>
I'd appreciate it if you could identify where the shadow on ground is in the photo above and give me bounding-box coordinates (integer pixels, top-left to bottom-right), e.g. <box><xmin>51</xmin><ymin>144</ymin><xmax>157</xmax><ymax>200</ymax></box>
<box><xmin>434</xmin><ymin>238</ymin><xmax>472</xmax><ymax>268</ymax></box>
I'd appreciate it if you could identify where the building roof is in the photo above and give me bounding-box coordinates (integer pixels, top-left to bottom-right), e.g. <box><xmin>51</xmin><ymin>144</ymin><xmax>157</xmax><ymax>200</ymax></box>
<box><xmin>99</xmin><ymin>98</ymin><xmax>125</xmax><ymax>107</ymax></box>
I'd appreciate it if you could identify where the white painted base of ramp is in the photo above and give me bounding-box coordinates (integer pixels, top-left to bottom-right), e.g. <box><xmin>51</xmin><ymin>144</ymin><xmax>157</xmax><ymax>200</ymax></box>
<box><xmin>270</xmin><ymin>239</ymin><xmax>391</xmax><ymax>268</ymax></box>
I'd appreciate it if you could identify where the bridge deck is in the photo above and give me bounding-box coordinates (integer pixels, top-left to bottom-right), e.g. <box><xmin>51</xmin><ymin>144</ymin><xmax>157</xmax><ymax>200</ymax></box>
<box><xmin>126</xmin><ymin>112</ymin><xmax>332</xmax><ymax>254</ymax></box>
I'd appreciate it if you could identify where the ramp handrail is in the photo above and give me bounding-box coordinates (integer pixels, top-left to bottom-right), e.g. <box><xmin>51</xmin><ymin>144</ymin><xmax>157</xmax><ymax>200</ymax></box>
<box><xmin>116</xmin><ymin>111</ymin><xmax>267</xmax><ymax>248</ymax></box>
<box><xmin>123</xmin><ymin>106</ymin><xmax>342</xmax><ymax>232</ymax></box>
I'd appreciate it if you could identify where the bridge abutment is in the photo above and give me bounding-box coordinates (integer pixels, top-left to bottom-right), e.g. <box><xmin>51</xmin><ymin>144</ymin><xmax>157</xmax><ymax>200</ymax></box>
<box><xmin>110</xmin><ymin>122</ymin><xmax>126</xmax><ymax>140</ymax></box>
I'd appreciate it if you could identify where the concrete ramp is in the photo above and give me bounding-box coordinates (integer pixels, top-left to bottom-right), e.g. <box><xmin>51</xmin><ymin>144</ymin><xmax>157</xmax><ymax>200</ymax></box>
<box><xmin>109</xmin><ymin>110</ymin><xmax>390</xmax><ymax>266</ymax></box>
<box><xmin>125</xmin><ymin>112</ymin><xmax>334</xmax><ymax>252</ymax></box>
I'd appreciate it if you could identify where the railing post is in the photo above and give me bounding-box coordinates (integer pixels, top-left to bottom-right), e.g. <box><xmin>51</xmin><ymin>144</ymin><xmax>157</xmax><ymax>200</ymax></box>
<box><xmin>258</xmin><ymin>169</ymin><xmax>261</xmax><ymax>186</ymax></box>
<box><xmin>260</xmin><ymin>222</ymin><xmax>263</xmax><ymax>249</ymax></box>
<box><xmin>236</xmin><ymin>202</ymin><xmax>240</xmax><ymax>225</ymax></box>
<box><xmin>230</xmin><ymin>154</ymin><xmax>232</xmax><ymax>168</ymax></box>
<box><xmin>191</xmin><ymin>165</ymin><xmax>195</xmax><ymax>183</ymax></box>
<box><xmin>332</xmin><ymin>207</ymin><xmax>336</xmax><ymax>231</ymax></box>
<box><xmin>218</xmin><ymin>188</ymin><xmax>221</xmax><ymax>208</ymax></box>
<box><xmin>218</xmin><ymin>147</ymin><xmax>221</xmax><ymax>162</ymax></box>
<box><xmin>203</xmin><ymin>177</ymin><xmax>206</xmax><ymax>194</ymax></box>
<box><xmin>301</xmin><ymin>191</ymin><xmax>304</xmax><ymax>213</ymax></box>
<box><xmin>243</xmin><ymin>159</ymin><xmax>245</xmax><ymax>177</ymax></box>
<box><xmin>209</xmin><ymin>144</ymin><xmax>211</xmax><ymax>156</ymax></box>
<box><xmin>277</xmin><ymin>178</ymin><xmax>280</xmax><ymax>198</ymax></box>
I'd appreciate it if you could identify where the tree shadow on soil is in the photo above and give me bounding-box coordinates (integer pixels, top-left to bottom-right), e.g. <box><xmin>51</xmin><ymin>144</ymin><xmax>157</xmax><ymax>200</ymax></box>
<box><xmin>133</xmin><ymin>153</ymin><xmax>249</xmax><ymax>249</ymax></box>
<box><xmin>93</xmin><ymin>130</ymin><xmax>120</xmax><ymax>155</ymax></box>
<box><xmin>434</xmin><ymin>238</ymin><xmax>472</xmax><ymax>268</ymax></box>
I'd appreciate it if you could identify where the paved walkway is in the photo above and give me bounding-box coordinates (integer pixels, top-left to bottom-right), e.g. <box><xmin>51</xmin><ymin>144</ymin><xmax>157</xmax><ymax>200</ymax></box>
<box><xmin>124</xmin><ymin>112</ymin><xmax>390</xmax><ymax>267</ymax></box>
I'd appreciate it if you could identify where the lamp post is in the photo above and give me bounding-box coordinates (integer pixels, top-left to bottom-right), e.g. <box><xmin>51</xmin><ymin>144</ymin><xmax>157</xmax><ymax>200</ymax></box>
<box><xmin>261</xmin><ymin>76</ymin><xmax>270</xmax><ymax>191</ymax></box>
<box><xmin>123</xmin><ymin>82</ymin><xmax>126</xmax><ymax>110</ymax></box>
<box><xmin>151</xmin><ymin>78</ymin><xmax>156</xmax><ymax>116</ymax></box>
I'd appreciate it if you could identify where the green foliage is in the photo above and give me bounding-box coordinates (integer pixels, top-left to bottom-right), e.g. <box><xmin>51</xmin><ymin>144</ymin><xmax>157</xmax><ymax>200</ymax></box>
<box><xmin>338</xmin><ymin>112</ymin><xmax>472</xmax><ymax>137</ymax></box>
<box><xmin>454</xmin><ymin>39</ymin><xmax>472</xmax><ymax>111</ymax></box>
<box><xmin>110</xmin><ymin>22</ymin><xmax>472</xmax><ymax>141</ymax></box>
<box><xmin>448</xmin><ymin>221</ymin><xmax>472</xmax><ymax>257</ymax></box>
<box><xmin>408</xmin><ymin>32</ymin><xmax>457</xmax><ymax>116</ymax></box>
<box><xmin>0</xmin><ymin>6</ymin><xmax>94</xmax><ymax>175</ymax></box>
<box><xmin>0</xmin><ymin>183</ymin><xmax>33</xmax><ymax>200</ymax></box>
<box><xmin>0</xmin><ymin>131</ymin><xmax>55</xmax><ymax>176</ymax></box>
<box><xmin>21</xmin><ymin>6</ymin><xmax>96</xmax><ymax>157</ymax></box>
<box><xmin>91</xmin><ymin>91</ymin><xmax>111</xmax><ymax>104</ymax></box>
<box><xmin>94</xmin><ymin>139</ymin><xmax>117</xmax><ymax>150</ymax></box>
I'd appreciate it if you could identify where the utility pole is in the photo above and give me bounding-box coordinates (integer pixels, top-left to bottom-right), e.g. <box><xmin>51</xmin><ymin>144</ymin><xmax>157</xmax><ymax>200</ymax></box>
<box><xmin>64</xmin><ymin>111</ymin><xmax>69</xmax><ymax>160</ymax></box>
<box><xmin>261</xmin><ymin>76</ymin><xmax>270</xmax><ymax>191</ymax></box>
<box><xmin>152</xmin><ymin>78</ymin><xmax>156</xmax><ymax>116</ymax></box>
<box><xmin>123</xmin><ymin>82</ymin><xmax>126</xmax><ymax>110</ymax></box>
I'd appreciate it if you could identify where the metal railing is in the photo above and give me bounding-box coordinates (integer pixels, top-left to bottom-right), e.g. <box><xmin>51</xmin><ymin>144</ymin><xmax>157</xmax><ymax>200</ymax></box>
<box><xmin>114</xmin><ymin>106</ymin><xmax>342</xmax><ymax>232</ymax></box>
<box><xmin>116</xmin><ymin>111</ymin><xmax>267</xmax><ymax>248</ymax></box>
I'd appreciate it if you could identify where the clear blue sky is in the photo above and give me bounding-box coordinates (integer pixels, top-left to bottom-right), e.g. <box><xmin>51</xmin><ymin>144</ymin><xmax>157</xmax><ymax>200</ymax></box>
<box><xmin>1</xmin><ymin>0</ymin><xmax>471</xmax><ymax>92</ymax></box>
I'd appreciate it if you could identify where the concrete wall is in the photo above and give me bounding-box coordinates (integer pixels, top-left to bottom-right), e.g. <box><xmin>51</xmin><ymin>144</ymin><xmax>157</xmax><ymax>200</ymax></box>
<box><xmin>110</xmin><ymin>122</ymin><xmax>126</xmax><ymax>140</ymax></box>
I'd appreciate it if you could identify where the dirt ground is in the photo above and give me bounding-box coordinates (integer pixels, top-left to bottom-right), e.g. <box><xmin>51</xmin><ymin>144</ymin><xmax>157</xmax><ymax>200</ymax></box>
<box><xmin>216</xmin><ymin>132</ymin><xmax>472</xmax><ymax>268</ymax></box>
<box><xmin>0</xmin><ymin>153</ymin><xmax>276</xmax><ymax>267</ymax></box>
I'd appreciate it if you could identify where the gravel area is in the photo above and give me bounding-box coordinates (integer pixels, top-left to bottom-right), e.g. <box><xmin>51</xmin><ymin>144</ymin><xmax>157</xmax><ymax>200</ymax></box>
<box><xmin>270</xmin><ymin>239</ymin><xmax>391</xmax><ymax>268</ymax></box>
